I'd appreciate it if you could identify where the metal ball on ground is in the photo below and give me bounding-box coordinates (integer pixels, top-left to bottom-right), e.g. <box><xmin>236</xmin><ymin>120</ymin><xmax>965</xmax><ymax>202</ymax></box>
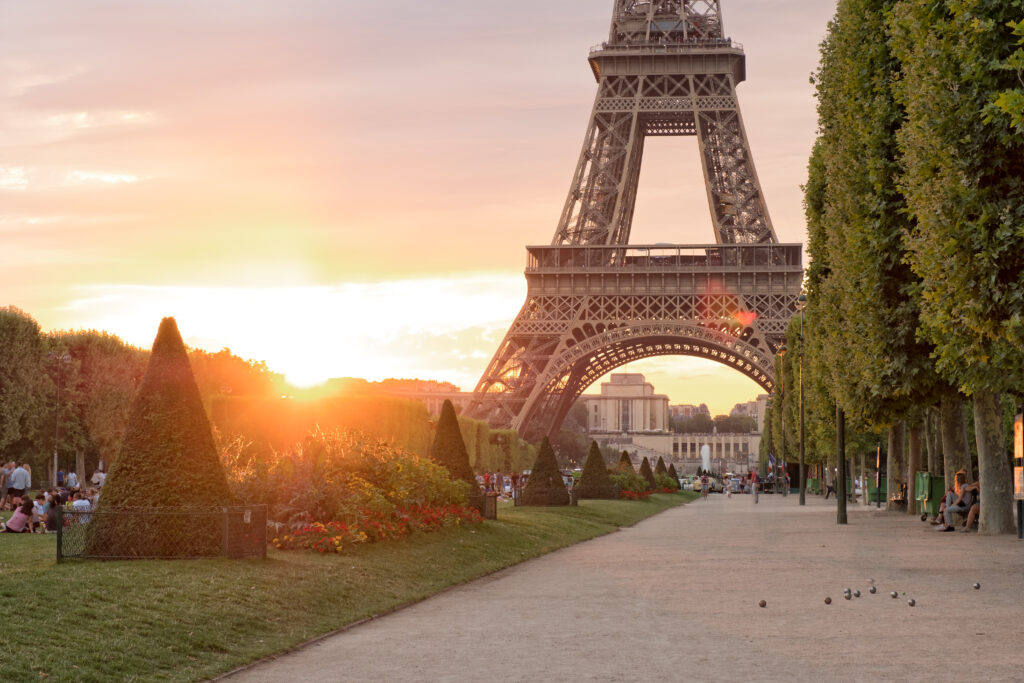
<box><xmin>908</xmin><ymin>599</ymin><xmax>916</xmax><ymax>607</ymax></box>
<box><xmin>824</xmin><ymin>596</ymin><xmax>832</xmax><ymax>604</ymax></box>
<box><xmin>890</xmin><ymin>591</ymin><xmax>898</xmax><ymax>598</ymax></box>
<box><xmin>869</xmin><ymin>586</ymin><xmax>877</xmax><ymax>594</ymax></box>
<box><xmin>759</xmin><ymin>600</ymin><xmax>766</xmax><ymax>608</ymax></box>
<box><xmin>853</xmin><ymin>590</ymin><xmax>861</xmax><ymax>598</ymax></box>
<box><xmin>973</xmin><ymin>583</ymin><xmax>981</xmax><ymax>590</ymax></box>
<box><xmin>844</xmin><ymin>592</ymin><xmax>852</xmax><ymax>600</ymax></box>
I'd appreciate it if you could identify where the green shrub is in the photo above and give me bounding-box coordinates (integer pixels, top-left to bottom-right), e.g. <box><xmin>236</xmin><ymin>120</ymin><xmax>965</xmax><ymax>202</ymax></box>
<box><xmin>655</xmin><ymin>456</ymin><xmax>668</xmax><ymax>476</ymax></box>
<box><xmin>654</xmin><ymin>473</ymin><xmax>678</xmax><ymax>491</ymax></box>
<box><xmin>576</xmin><ymin>441</ymin><xmax>617</xmax><ymax>500</ymax></box>
<box><xmin>638</xmin><ymin>457</ymin><xmax>657</xmax><ymax>491</ymax></box>
<box><xmin>521</xmin><ymin>437</ymin><xmax>569</xmax><ymax>506</ymax></box>
<box><xmin>610</xmin><ymin>470</ymin><xmax>648</xmax><ymax>495</ymax></box>
<box><xmin>667</xmin><ymin>463</ymin><xmax>680</xmax><ymax>483</ymax></box>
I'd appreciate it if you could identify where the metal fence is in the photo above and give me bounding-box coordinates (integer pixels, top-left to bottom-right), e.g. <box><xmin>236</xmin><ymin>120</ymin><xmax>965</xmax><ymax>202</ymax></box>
<box><xmin>57</xmin><ymin>505</ymin><xmax>267</xmax><ymax>562</ymax></box>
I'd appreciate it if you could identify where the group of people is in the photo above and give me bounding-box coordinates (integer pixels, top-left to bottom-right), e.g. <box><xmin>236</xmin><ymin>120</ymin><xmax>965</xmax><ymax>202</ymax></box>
<box><xmin>931</xmin><ymin>469</ymin><xmax>980</xmax><ymax>532</ymax></box>
<box><xmin>1</xmin><ymin>461</ymin><xmax>106</xmax><ymax>534</ymax></box>
<box><xmin>477</xmin><ymin>471</ymin><xmax>526</xmax><ymax>500</ymax></box>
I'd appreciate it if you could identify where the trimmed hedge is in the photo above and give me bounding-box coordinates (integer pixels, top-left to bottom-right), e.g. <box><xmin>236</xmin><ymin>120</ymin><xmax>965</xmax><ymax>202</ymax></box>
<box><xmin>576</xmin><ymin>440</ymin><xmax>617</xmax><ymax>500</ymax></box>
<box><xmin>521</xmin><ymin>437</ymin><xmax>569</xmax><ymax>506</ymax></box>
<box><xmin>428</xmin><ymin>400</ymin><xmax>475</xmax><ymax>486</ymax></box>
<box><xmin>617</xmin><ymin>451</ymin><xmax>634</xmax><ymax>472</ymax></box>
<box><xmin>87</xmin><ymin>318</ymin><xmax>234</xmax><ymax>557</ymax></box>
<box><xmin>639</xmin><ymin>457</ymin><xmax>657</xmax><ymax>491</ymax></box>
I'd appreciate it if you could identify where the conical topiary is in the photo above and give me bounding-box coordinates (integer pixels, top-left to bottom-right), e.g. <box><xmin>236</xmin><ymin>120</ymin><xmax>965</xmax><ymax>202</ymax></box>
<box><xmin>576</xmin><ymin>440</ymin><xmax>617</xmax><ymax>500</ymax></box>
<box><xmin>617</xmin><ymin>451</ymin><xmax>634</xmax><ymax>472</ymax></box>
<box><xmin>639</xmin><ymin>457</ymin><xmax>657</xmax><ymax>491</ymax></box>
<box><xmin>667</xmin><ymin>463</ymin><xmax>681</xmax><ymax>488</ymax></box>
<box><xmin>655</xmin><ymin>456</ymin><xmax>668</xmax><ymax>476</ymax></box>
<box><xmin>522</xmin><ymin>437</ymin><xmax>569</xmax><ymax>506</ymax></box>
<box><xmin>87</xmin><ymin>317</ymin><xmax>235</xmax><ymax>557</ymax></box>
<box><xmin>428</xmin><ymin>399</ymin><xmax>475</xmax><ymax>486</ymax></box>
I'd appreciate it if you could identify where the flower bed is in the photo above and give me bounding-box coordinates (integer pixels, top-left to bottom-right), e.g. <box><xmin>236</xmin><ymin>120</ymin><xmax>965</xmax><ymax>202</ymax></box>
<box><xmin>273</xmin><ymin>504</ymin><xmax>483</xmax><ymax>553</ymax></box>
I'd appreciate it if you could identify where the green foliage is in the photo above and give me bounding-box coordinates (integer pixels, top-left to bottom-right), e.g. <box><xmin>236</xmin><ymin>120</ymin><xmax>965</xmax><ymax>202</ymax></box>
<box><xmin>654</xmin><ymin>473</ymin><xmax>677</xmax><ymax>491</ymax></box>
<box><xmin>807</xmin><ymin>0</ymin><xmax>941</xmax><ymax>433</ymax></box>
<box><xmin>667</xmin><ymin>463</ymin><xmax>680</xmax><ymax>482</ymax></box>
<box><xmin>429</xmin><ymin>399</ymin><xmax>475</xmax><ymax>485</ymax></box>
<box><xmin>638</xmin><ymin>457</ymin><xmax>656</xmax><ymax>491</ymax></box>
<box><xmin>609</xmin><ymin>469</ymin><xmax>648</xmax><ymax>495</ymax></box>
<box><xmin>88</xmin><ymin>318</ymin><xmax>234</xmax><ymax>557</ymax></box>
<box><xmin>576</xmin><ymin>441</ymin><xmax>617</xmax><ymax>499</ymax></box>
<box><xmin>891</xmin><ymin>0</ymin><xmax>1024</xmax><ymax>395</ymax></box>
<box><xmin>0</xmin><ymin>308</ymin><xmax>48</xmax><ymax>464</ymax></box>
<box><xmin>521</xmin><ymin>437</ymin><xmax>569</xmax><ymax>506</ymax></box>
<box><xmin>226</xmin><ymin>428</ymin><xmax>468</xmax><ymax>525</ymax></box>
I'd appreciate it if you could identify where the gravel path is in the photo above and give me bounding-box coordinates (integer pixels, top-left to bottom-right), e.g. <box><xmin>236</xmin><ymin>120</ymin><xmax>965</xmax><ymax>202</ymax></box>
<box><xmin>223</xmin><ymin>494</ymin><xmax>1023</xmax><ymax>682</ymax></box>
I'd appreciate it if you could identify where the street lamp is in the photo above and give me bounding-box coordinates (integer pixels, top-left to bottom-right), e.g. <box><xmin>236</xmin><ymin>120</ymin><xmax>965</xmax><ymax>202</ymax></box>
<box><xmin>797</xmin><ymin>293</ymin><xmax>807</xmax><ymax>506</ymax></box>
<box><xmin>777</xmin><ymin>344</ymin><xmax>787</xmax><ymax>496</ymax></box>
<box><xmin>50</xmin><ymin>352</ymin><xmax>71</xmax><ymax>488</ymax></box>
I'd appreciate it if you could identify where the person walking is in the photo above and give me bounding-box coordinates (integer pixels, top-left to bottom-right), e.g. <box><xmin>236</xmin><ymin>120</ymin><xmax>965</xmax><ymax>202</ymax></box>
<box><xmin>751</xmin><ymin>470</ymin><xmax>759</xmax><ymax>504</ymax></box>
<box><xmin>700</xmin><ymin>473</ymin><xmax>710</xmax><ymax>501</ymax></box>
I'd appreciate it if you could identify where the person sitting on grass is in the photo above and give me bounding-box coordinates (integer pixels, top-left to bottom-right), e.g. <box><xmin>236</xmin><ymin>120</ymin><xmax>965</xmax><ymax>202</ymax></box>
<box><xmin>0</xmin><ymin>498</ymin><xmax>34</xmax><ymax>533</ymax></box>
<box><xmin>44</xmin><ymin>495</ymin><xmax>61</xmax><ymax>533</ymax></box>
<box><xmin>935</xmin><ymin>480</ymin><xmax>979</xmax><ymax>532</ymax></box>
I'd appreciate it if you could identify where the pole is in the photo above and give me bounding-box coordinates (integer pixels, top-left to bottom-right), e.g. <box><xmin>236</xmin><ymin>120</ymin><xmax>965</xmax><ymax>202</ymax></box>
<box><xmin>837</xmin><ymin>403</ymin><xmax>847</xmax><ymax>525</ymax></box>
<box><xmin>798</xmin><ymin>313</ymin><xmax>805</xmax><ymax>505</ymax></box>
<box><xmin>875</xmin><ymin>442</ymin><xmax>881</xmax><ymax>508</ymax></box>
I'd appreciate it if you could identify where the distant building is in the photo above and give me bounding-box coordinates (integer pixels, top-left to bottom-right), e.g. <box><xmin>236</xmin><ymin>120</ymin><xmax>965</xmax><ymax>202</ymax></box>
<box><xmin>730</xmin><ymin>395</ymin><xmax>769</xmax><ymax>432</ymax></box>
<box><xmin>669</xmin><ymin>403</ymin><xmax>710</xmax><ymax>419</ymax></box>
<box><xmin>582</xmin><ymin>373</ymin><xmax>670</xmax><ymax>433</ymax></box>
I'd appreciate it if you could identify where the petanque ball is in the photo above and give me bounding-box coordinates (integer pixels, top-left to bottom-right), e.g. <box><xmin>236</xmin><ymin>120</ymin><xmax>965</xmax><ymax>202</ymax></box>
<box><xmin>854</xmin><ymin>590</ymin><xmax>861</xmax><ymax>598</ymax></box>
<box><xmin>759</xmin><ymin>600</ymin><xmax>766</xmax><ymax>608</ymax></box>
<box><xmin>844</xmin><ymin>593</ymin><xmax>852</xmax><ymax>600</ymax></box>
<box><xmin>973</xmin><ymin>583</ymin><xmax>980</xmax><ymax>590</ymax></box>
<box><xmin>908</xmin><ymin>599</ymin><xmax>916</xmax><ymax>607</ymax></box>
<box><xmin>824</xmin><ymin>596</ymin><xmax>832</xmax><ymax>604</ymax></box>
<box><xmin>890</xmin><ymin>592</ymin><xmax>898</xmax><ymax>599</ymax></box>
<box><xmin>869</xmin><ymin>586</ymin><xmax>877</xmax><ymax>594</ymax></box>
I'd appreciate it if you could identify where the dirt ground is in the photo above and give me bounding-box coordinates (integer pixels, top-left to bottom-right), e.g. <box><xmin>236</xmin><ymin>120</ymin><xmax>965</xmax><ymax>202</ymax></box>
<box><xmin>222</xmin><ymin>493</ymin><xmax>1024</xmax><ymax>682</ymax></box>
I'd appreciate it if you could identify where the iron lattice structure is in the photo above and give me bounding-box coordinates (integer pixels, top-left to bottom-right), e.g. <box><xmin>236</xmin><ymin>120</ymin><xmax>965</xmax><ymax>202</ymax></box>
<box><xmin>469</xmin><ymin>0</ymin><xmax>802</xmax><ymax>442</ymax></box>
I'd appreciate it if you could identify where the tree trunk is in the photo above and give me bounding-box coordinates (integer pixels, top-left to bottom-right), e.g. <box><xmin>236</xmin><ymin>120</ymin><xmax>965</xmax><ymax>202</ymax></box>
<box><xmin>972</xmin><ymin>389</ymin><xmax>1015</xmax><ymax>535</ymax></box>
<box><xmin>924</xmin><ymin>407</ymin><xmax>939</xmax><ymax>475</ymax></box>
<box><xmin>940</xmin><ymin>392</ymin><xmax>971</xmax><ymax>486</ymax></box>
<box><xmin>907</xmin><ymin>423</ymin><xmax>922</xmax><ymax>516</ymax></box>
<box><xmin>887</xmin><ymin>422</ymin><xmax>905</xmax><ymax>512</ymax></box>
<box><xmin>76</xmin><ymin>449</ymin><xmax>85</xmax><ymax>489</ymax></box>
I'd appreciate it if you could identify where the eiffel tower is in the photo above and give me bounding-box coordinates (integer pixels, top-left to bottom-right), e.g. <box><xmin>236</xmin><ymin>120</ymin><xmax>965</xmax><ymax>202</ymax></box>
<box><xmin>468</xmin><ymin>0</ymin><xmax>802</xmax><ymax>442</ymax></box>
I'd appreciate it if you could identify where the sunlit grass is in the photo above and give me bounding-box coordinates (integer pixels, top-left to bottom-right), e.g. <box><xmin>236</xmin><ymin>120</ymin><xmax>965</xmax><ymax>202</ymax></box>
<box><xmin>0</xmin><ymin>493</ymin><xmax>695</xmax><ymax>681</ymax></box>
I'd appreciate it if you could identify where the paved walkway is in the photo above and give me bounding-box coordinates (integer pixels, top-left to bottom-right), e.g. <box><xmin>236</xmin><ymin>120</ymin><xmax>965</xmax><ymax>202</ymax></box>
<box><xmin>225</xmin><ymin>494</ymin><xmax>1023</xmax><ymax>682</ymax></box>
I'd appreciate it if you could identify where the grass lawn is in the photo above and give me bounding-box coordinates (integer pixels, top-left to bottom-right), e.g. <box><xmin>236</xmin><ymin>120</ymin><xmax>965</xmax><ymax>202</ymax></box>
<box><xmin>0</xmin><ymin>492</ymin><xmax>696</xmax><ymax>682</ymax></box>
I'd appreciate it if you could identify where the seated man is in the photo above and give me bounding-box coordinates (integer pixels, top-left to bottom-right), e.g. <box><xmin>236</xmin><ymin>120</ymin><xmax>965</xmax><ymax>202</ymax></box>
<box><xmin>936</xmin><ymin>481</ymin><xmax>979</xmax><ymax>532</ymax></box>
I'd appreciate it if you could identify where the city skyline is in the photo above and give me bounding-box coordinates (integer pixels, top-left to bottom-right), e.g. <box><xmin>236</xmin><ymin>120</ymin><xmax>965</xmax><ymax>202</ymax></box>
<box><xmin>2</xmin><ymin>1</ymin><xmax>839</xmax><ymax>417</ymax></box>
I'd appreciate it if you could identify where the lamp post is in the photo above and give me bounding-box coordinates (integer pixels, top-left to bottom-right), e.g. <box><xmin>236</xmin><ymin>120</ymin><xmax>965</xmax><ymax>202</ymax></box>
<box><xmin>50</xmin><ymin>352</ymin><xmax>71</xmax><ymax>488</ymax></box>
<box><xmin>777</xmin><ymin>344</ymin><xmax>787</xmax><ymax>496</ymax></box>
<box><xmin>797</xmin><ymin>293</ymin><xmax>807</xmax><ymax>505</ymax></box>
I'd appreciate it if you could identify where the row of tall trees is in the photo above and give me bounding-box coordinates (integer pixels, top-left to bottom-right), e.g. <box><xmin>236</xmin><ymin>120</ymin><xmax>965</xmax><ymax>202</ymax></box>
<box><xmin>0</xmin><ymin>306</ymin><xmax>281</xmax><ymax>479</ymax></box>
<box><xmin>767</xmin><ymin>0</ymin><xmax>1022</xmax><ymax>533</ymax></box>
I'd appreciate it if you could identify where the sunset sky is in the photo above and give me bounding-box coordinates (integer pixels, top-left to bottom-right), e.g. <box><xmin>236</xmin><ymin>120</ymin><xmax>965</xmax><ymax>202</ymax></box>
<box><xmin>2</xmin><ymin>0</ymin><xmax>838</xmax><ymax>416</ymax></box>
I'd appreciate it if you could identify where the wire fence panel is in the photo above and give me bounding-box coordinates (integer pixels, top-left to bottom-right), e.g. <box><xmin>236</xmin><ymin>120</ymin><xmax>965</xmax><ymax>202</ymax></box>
<box><xmin>57</xmin><ymin>505</ymin><xmax>267</xmax><ymax>561</ymax></box>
